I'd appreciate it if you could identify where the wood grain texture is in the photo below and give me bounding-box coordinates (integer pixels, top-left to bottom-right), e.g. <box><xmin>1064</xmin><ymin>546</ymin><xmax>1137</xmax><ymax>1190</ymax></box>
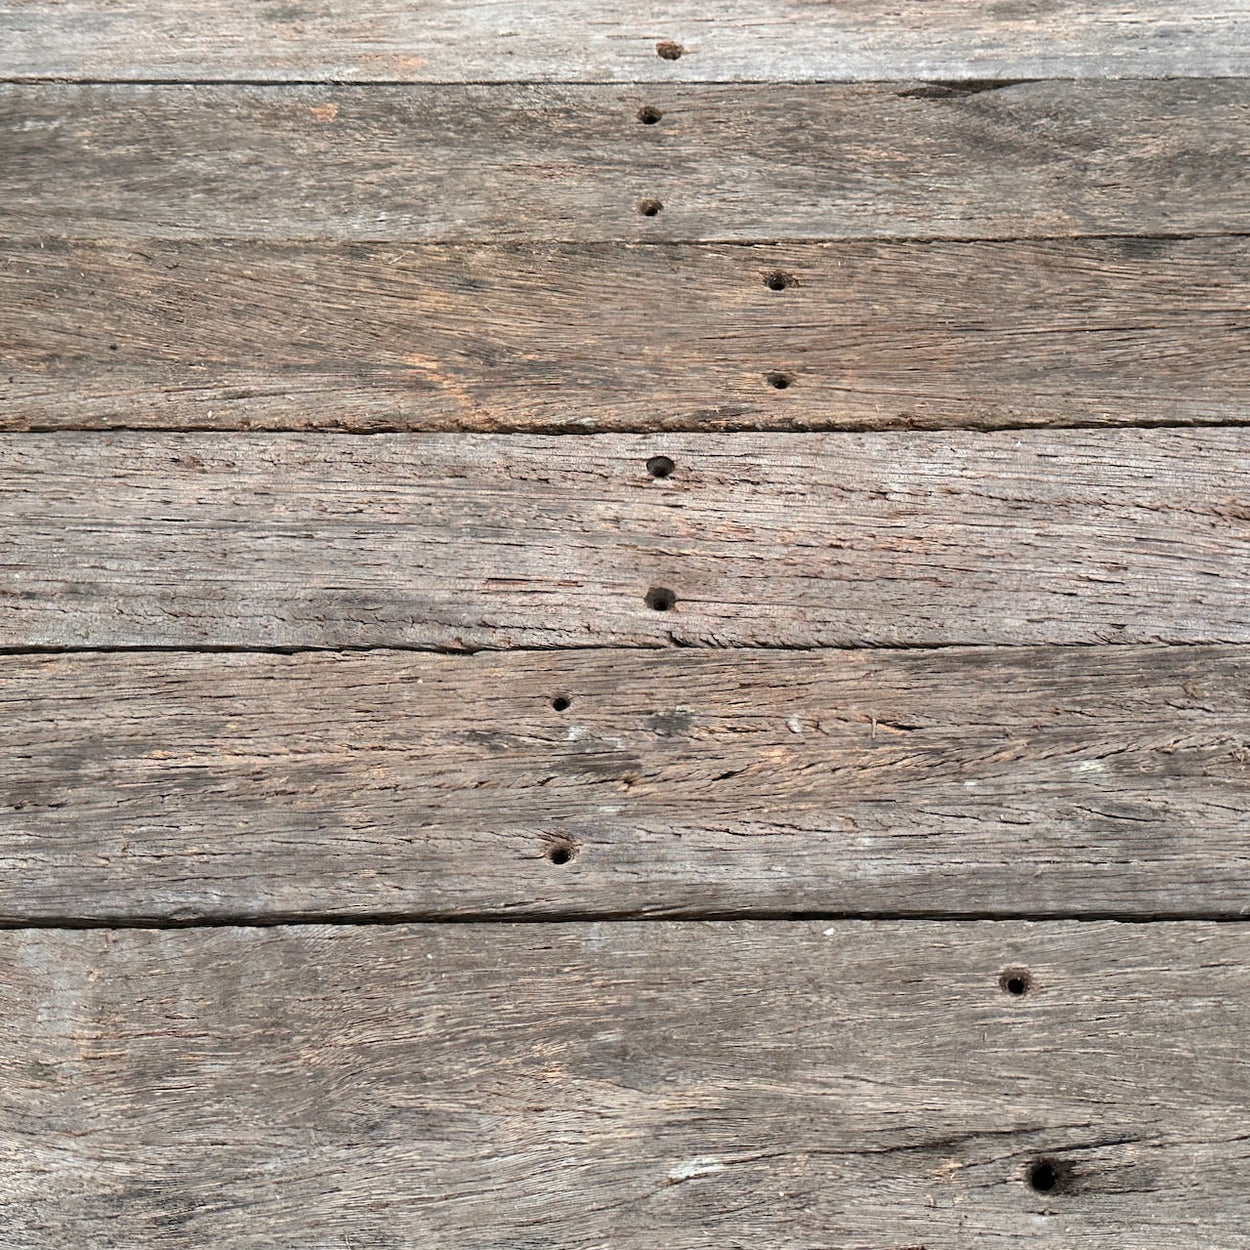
<box><xmin>5</xmin><ymin>237</ymin><xmax>1248</xmax><ymax>433</ymax></box>
<box><xmin>2</xmin><ymin>0</ymin><xmax>1247</xmax><ymax>81</ymax></box>
<box><xmin>2</xmin><ymin>429</ymin><xmax>1250</xmax><ymax>650</ymax></box>
<box><xmin>3</xmin><ymin>645</ymin><xmax>1250</xmax><ymax>922</ymax></box>
<box><xmin>5</xmin><ymin>81</ymin><xmax>1247</xmax><ymax>241</ymax></box>
<box><xmin>3</xmin><ymin>920</ymin><xmax>1249</xmax><ymax>1247</ymax></box>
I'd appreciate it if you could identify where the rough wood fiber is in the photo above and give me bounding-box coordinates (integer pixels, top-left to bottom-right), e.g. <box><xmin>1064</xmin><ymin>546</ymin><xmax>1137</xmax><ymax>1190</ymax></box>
<box><xmin>2</xmin><ymin>429</ymin><xmax>1250</xmax><ymax>650</ymax></box>
<box><xmin>4</xmin><ymin>81</ymin><xmax>1247</xmax><ymax>241</ymax></box>
<box><xmin>4</xmin><ymin>237</ymin><xmax>1248</xmax><ymax>433</ymax></box>
<box><xmin>3</xmin><ymin>921</ymin><xmax>1249</xmax><ymax>1248</ymax></box>
<box><xmin>3</xmin><ymin>645</ymin><xmax>1250</xmax><ymax>922</ymax></box>
<box><xmin>1</xmin><ymin>0</ymin><xmax>1246</xmax><ymax>81</ymax></box>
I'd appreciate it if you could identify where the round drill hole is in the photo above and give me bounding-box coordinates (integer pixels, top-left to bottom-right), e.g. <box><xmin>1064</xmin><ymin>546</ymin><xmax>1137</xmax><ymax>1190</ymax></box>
<box><xmin>639</xmin><ymin>198</ymin><xmax>663</xmax><ymax>217</ymax></box>
<box><xmin>1028</xmin><ymin>1161</ymin><xmax>1059</xmax><ymax>1193</ymax></box>
<box><xmin>766</xmin><ymin>371</ymin><xmax>793</xmax><ymax>390</ymax></box>
<box><xmin>764</xmin><ymin>271</ymin><xmax>792</xmax><ymax>291</ymax></box>
<box><xmin>656</xmin><ymin>41</ymin><xmax>684</xmax><ymax>60</ymax></box>
<box><xmin>638</xmin><ymin>106</ymin><xmax>663</xmax><ymax>124</ymax></box>
<box><xmin>1000</xmin><ymin>968</ymin><xmax>1032</xmax><ymax>996</ymax></box>
<box><xmin>647</xmin><ymin>455</ymin><xmax>675</xmax><ymax>479</ymax></box>
<box><xmin>645</xmin><ymin>586</ymin><xmax>677</xmax><ymax>612</ymax></box>
<box><xmin>551</xmin><ymin>696</ymin><xmax>571</xmax><ymax>712</ymax></box>
<box><xmin>547</xmin><ymin>844</ymin><xmax>574</xmax><ymax>866</ymax></box>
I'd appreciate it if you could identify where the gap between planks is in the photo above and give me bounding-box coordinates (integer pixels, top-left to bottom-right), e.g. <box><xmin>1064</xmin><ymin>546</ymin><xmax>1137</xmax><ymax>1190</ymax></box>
<box><xmin>0</xmin><ymin>635</ymin><xmax>1240</xmax><ymax>657</ymax></box>
<box><xmin>7</xmin><ymin>911</ymin><xmax>1250</xmax><ymax>931</ymax></box>
<box><xmin>6</xmin><ymin>418</ymin><xmax>1250</xmax><ymax>440</ymax></box>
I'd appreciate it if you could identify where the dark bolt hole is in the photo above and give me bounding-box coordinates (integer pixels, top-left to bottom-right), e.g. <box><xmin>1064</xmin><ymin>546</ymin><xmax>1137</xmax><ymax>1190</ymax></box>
<box><xmin>551</xmin><ymin>696</ymin><xmax>571</xmax><ymax>712</ymax></box>
<box><xmin>547</xmin><ymin>844</ymin><xmax>574</xmax><ymax>866</ymax></box>
<box><xmin>764</xmin><ymin>272</ymin><xmax>792</xmax><ymax>291</ymax></box>
<box><xmin>656</xmin><ymin>41</ymin><xmax>684</xmax><ymax>60</ymax></box>
<box><xmin>766</xmin><ymin>371</ymin><xmax>793</xmax><ymax>390</ymax></box>
<box><xmin>1028</xmin><ymin>1160</ymin><xmax>1059</xmax><ymax>1193</ymax></box>
<box><xmin>638</xmin><ymin>106</ymin><xmax>663</xmax><ymax>124</ymax></box>
<box><xmin>639</xmin><ymin>198</ymin><xmax>663</xmax><ymax>217</ymax></box>
<box><xmin>645</xmin><ymin>586</ymin><xmax>677</xmax><ymax>612</ymax></box>
<box><xmin>1000</xmin><ymin>968</ymin><xmax>1032</xmax><ymax>996</ymax></box>
<box><xmin>647</xmin><ymin>455</ymin><xmax>675</xmax><ymax>478</ymax></box>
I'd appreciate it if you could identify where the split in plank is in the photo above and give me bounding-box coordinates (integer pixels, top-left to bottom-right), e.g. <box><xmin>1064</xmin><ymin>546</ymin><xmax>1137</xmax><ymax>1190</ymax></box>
<box><xmin>4</xmin><ymin>237</ymin><xmax>1248</xmax><ymax>433</ymax></box>
<box><xmin>2</xmin><ymin>0</ymin><xmax>1246</xmax><ymax>82</ymax></box>
<box><xmin>2</xmin><ymin>920</ymin><xmax>1249</xmax><ymax>1247</ymax></box>
<box><xmin>2</xmin><ymin>429</ymin><xmax>1250</xmax><ymax>650</ymax></box>
<box><xmin>2</xmin><ymin>645</ymin><xmax>1250</xmax><ymax>922</ymax></box>
<box><xmin>4</xmin><ymin>81</ymin><xmax>1247</xmax><ymax>241</ymax></box>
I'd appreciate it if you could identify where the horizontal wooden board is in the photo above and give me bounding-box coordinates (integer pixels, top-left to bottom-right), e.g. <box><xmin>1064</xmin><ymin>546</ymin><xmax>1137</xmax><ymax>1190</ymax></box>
<box><xmin>3</xmin><ymin>645</ymin><xmax>1250</xmax><ymax>922</ymax></box>
<box><xmin>4</xmin><ymin>237</ymin><xmax>1248</xmax><ymax>433</ymax></box>
<box><xmin>3</xmin><ymin>920</ymin><xmax>1249</xmax><ymax>1247</ymax></box>
<box><xmin>4</xmin><ymin>81</ymin><xmax>1247</xmax><ymax>241</ymax></box>
<box><xmin>2</xmin><ymin>430</ymin><xmax>1250</xmax><ymax>650</ymax></box>
<box><xmin>2</xmin><ymin>0</ymin><xmax>1246</xmax><ymax>81</ymax></box>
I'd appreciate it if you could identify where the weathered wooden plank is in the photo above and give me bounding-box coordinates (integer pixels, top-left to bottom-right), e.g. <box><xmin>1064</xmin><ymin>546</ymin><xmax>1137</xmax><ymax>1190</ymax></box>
<box><xmin>4</xmin><ymin>81</ymin><xmax>1247</xmax><ymax>241</ymax></box>
<box><xmin>2</xmin><ymin>430</ymin><xmax>1249</xmax><ymax>650</ymax></box>
<box><xmin>2</xmin><ymin>645</ymin><xmax>1250</xmax><ymax>922</ymax></box>
<box><xmin>4</xmin><ymin>237</ymin><xmax>1247</xmax><ymax>433</ymax></box>
<box><xmin>3</xmin><ymin>920</ymin><xmax>1249</xmax><ymax>1247</ymax></box>
<box><xmin>1</xmin><ymin>1</ymin><xmax>1246</xmax><ymax>81</ymax></box>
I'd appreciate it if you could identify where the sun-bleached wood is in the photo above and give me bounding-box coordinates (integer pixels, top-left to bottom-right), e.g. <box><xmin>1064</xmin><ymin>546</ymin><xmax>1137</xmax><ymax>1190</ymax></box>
<box><xmin>4</xmin><ymin>81</ymin><xmax>1247</xmax><ymax>241</ymax></box>
<box><xmin>1</xmin><ymin>645</ymin><xmax>1249</xmax><ymax>922</ymax></box>
<box><xmin>4</xmin><ymin>236</ymin><xmax>1247</xmax><ymax>433</ymax></box>
<box><xmin>3</xmin><ymin>920</ymin><xmax>1249</xmax><ymax>1247</ymax></box>
<box><xmin>1</xmin><ymin>0</ymin><xmax>1246</xmax><ymax>81</ymax></box>
<box><xmin>2</xmin><ymin>429</ymin><xmax>1250</xmax><ymax>650</ymax></box>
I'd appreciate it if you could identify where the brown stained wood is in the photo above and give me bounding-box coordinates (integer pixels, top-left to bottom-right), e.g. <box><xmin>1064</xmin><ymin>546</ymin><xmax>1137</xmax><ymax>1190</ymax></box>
<box><xmin>3</xmin><ymin>81</ymin><xmax>1247</xmax><ymax>241</ymax></box>
<box><xmin>3</xmin><ymin>429</ymin><xmax>1250</xmax><ymax>651</ymax></box>
<box><xmin>3</xmin><ymin>237</ymin><xmax>1248</xmax><ymax>433</ymax></box>
<box><xmin>3</xmin><ymin>645</ymin><xmax>1250</xmax><ymax>922</ymax></box>
<box><xmin>3</xmin><ymin>920</ymin><xmax>1250</xmax><ymax>1247</ymax></box>
<box><xmin>1</xmin><ymin>0</ymin><xmax>1247</xmax><ymax>81</ymax></box>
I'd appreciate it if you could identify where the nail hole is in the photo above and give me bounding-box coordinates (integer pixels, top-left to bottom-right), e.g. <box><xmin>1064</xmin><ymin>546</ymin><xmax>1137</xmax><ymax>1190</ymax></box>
<box><xmin>766</xmin><ymin>371</ymin><xmax>793</xmax><ymax>390</ymax></box>
<box><xmin>1027</xmin><ymin>1160</ymin><xmax>1060</xmax><ymax>1193</ymax></box>
<box><xmin>656</xmin><ymin>41</ymin><xmax>684</xmax><ymax>60</ymax></box>
<box><xmin>547</xmin><ymin>843</ymin><xmax>575</xmax><ymax>866</ymax></box>
<box><xmin>638</xmin><ymin>106</ymin><xmax>663</xmax><ymax>124</ymax></box>
<box><xmin>645</xmin><ymin>587</ymin><xmax>677</xmax><ymax>612</ymax></box>
<box><xmin>639</xmin><ymin>198</ymin><xmax>663</xmax><ymax>217</ymax></box>
<box><xmin>999</xmin><ymin>968</ymin><xmax>1032</xmax><ymax>996</ymax></box>
<box><xmin>646</xmin><ymin>455</ymin><xmax>675</xmax><ymax>478</ymax></box>
<box><xmin>551</xmin><ymin>696</ymin><xmax>571</xmax><ymax>712</ymax></box>
<box><xmin>764</xmin><ymin>272</ymin><xmax>792</xmax><ymax>291</ymax></box>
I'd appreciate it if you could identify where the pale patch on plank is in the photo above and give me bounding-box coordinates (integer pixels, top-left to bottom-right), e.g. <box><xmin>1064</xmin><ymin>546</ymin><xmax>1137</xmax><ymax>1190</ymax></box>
<box><xmin>667</xmin><ymin>1156</ymin><xmax>727</xmax><ymax>1183</ymax></box>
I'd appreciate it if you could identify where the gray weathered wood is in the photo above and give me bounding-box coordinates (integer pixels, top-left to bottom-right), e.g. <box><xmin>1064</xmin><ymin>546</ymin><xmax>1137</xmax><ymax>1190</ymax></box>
<box><xmin>3</xmin><ymin>920</ymin><xmax>1249</xmax><ymax>1247</ymax></box>
<box><xmin>2</xmin><ymin>429</ymin><xmax>1250</xmax><ymax>650</ymax></box>
<box><xmin>4</xmin><ymin>237</ymin><xmax>1247</xmax><ymax>433</ymax></box>
<box><xmin>5</xmin><ymin>81</ymin><xmax>1247</xmax><ymax>241</ymax></box>
<box><xmin>3</xmin><ymin>645</ymin><xmax>1250</xmax><ymax>922</ymax></box>
<box><xmin>2</xmin><ymin>0</ymin><xmax>1247</xmax><ymax>81</ymax></box>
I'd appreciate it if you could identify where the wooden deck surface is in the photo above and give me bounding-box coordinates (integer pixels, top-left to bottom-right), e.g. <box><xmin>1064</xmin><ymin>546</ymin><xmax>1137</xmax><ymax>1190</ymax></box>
<box><xmin>2</xmin><ymin>4</ymin><xmax>1249</xmax><ymax>1245</ymax></box>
